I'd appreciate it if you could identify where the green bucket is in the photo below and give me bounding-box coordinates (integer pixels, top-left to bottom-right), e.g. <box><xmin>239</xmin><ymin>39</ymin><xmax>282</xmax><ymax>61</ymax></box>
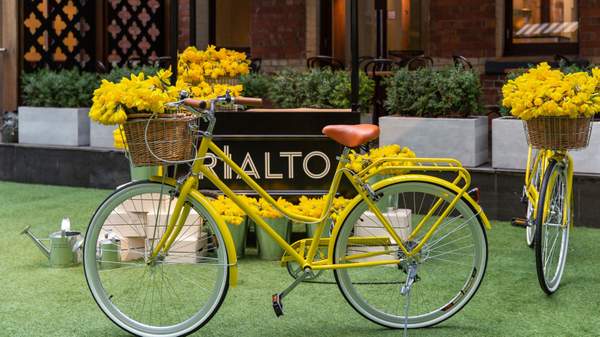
<box><xmin>368</xmin><ymin>174</ymin><xmax>397</xmax><ymax>209</ymax></box>
<box><xmin>256</xmin><ymin>217</ymin><xmax>290</xmax><ymax>261</ymax></box>
<box><xmin>130</xmin><ymin>164</ymin><xmax>160</xmax><ymax>181</ymax></box>
<box><xmin>227</xmin><ymin>217</ymin><xmax>248</xmax><ymax>258</ymax></box>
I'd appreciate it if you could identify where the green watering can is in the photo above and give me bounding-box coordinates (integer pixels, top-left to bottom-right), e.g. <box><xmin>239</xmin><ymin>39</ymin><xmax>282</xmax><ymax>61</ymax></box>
<box><xmin>98</xmin><ymin>230</ymin><xmax>121</xmax><ymax>270</ymax></box>
<box><xmin>21</xmin><ymin>218</ymin><xmax>84</xmax><ymax>268</ymax></box>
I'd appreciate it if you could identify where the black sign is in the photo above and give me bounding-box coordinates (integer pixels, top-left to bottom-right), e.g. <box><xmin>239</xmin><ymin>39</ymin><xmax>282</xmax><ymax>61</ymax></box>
<box><xmin>196</xmin><ymin>109</ymin><xmax>360</xmax><ymax>194</ymax></box>
<box><xmin>199</xmin><ymin>136</ymin><xmax>344</xmax><ymax>192</ymax></box>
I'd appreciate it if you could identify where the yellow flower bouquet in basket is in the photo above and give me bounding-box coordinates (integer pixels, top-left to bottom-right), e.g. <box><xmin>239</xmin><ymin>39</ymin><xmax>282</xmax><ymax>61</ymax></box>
<box><xmin>90</xmin><ymin>69</ymin><xmax>196</xmax><ymax>167</ymax></box>
<box><xmin>502</xmin><ymin>62</ymin><xmax>600</xmax><ymax>150</ymax></box>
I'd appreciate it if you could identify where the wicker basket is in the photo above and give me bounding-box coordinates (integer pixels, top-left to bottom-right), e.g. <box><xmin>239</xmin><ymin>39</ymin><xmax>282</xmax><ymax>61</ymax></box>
<box><xmin>122</xmin><ymin>114</ymin><xmax>198</xmax><ymax>167</ymax></box>
<box><xmin>524</xmin><ymin>116</ymin><xmax>593</xmax><ymax>150</ymax></box>
<box><xmin>205</xmin><ymin>76</ymin><xmax>239</xmax><ymax>86</ymax></box>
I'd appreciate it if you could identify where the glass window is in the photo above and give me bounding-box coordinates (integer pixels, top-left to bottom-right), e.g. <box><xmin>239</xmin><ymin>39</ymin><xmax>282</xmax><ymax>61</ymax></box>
<box><xmin>507</xmin><ymin>0</ymin><xmax>578</xmax><ymax>55</ymax></box>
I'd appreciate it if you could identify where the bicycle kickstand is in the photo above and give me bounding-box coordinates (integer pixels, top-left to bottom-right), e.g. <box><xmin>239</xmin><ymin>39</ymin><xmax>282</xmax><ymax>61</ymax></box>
<box><xmin>401</xmin><ymin>263</ymin><xmax>418</xmax><ymax>337</ymax></box>
<box><xmin>272</xmin><ymin>268</ymin><xmax>312</xmax><ymax>317</ymax></box>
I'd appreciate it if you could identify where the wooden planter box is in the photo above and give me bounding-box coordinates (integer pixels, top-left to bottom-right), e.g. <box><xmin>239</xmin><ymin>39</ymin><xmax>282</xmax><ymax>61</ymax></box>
<box><xmin>90</xmin><ymin>121</ymin><xmax>116</xmax><ymax>148</ymax></box>
<box><xmin>493</xmin><ymin>116</ymin><xmax>600</xmax><ymax>174</ymax></box>
<box><xmin>379</xmin><ymin>116</ymin><xmax>488</xmax><ymax>167</ymax></box>
<box><xmin>18</xmin><ymin>107</ymin><xmax>90</xmax><ymax>146</ymax></box>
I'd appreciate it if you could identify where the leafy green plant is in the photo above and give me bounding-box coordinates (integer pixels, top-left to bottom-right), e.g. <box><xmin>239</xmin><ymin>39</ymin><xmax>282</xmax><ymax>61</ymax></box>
<box><xmin>100</xmin><ymin>65</ymin><xmax>160</xmax><ymax>84</ymax></box>
<box><xmin>265</xmin><ymin>69</ymin><xmax>374</xmax><ymax>111</ymax></box>
<box><xmin>240</xmin><ymin>73</ymin><xmax>271</xmax><ymax>99</ymax></box>
<box><xmin>21</xmin><ymin>69</ymin><xmax>98</xmax><ymax>107</ymax></box>
<box><xmin>384</xmin><ymin>67</ymin><xmax>483</xmax><ymax>117</ymax></box>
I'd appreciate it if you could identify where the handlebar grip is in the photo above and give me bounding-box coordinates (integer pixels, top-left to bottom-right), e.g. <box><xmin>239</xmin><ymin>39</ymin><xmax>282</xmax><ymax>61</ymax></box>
<box><xmin>234</xmin><ymin>97</ymin><xmax>263</xmax><ymax>107</ymax></box>
<box><xmin>183</xmin><ymin>98</ymin><xmax>208</xmax><ymax>109</ymax></box>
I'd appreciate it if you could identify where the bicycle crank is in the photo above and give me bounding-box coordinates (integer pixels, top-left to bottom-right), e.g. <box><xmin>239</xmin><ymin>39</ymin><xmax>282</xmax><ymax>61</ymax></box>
<box><xmin>271</xmin><ymin>268</ymin><xmax>313</xmax><ymax>317</ymax></box>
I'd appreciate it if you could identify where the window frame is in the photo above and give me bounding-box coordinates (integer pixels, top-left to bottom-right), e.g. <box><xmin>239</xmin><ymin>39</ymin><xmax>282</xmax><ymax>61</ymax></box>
<box><xmin>504</xmin><ymin>0</ymin><xmax>579</xmax><ymax>56</ymax></box>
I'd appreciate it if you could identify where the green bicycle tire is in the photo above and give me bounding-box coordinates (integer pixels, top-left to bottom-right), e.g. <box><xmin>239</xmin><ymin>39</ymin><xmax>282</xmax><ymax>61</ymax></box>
<box><xmin>534</xmin><ymin>160</ymin><xmax>570</xmax><ymax>295</ymax></box>
<box><xmin>333</xmin><ymin>180</ymin><xmax>488</xmax><ymax>329</ymax></box>
<box><xmin>83</xmin><ymin>181</ymin><xmax>229</xmax><ymax>337</ymax></box>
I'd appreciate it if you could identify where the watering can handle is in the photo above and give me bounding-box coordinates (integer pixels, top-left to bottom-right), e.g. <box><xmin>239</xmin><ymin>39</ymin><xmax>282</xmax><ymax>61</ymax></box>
<box><xmin>73</xmin><ymin>238</ymin><xmax>84</xmax><ymax>252</ymax></box>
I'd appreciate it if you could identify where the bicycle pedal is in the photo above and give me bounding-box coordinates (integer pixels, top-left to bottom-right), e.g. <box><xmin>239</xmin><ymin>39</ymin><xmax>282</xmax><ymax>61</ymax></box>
<box><xmin>511</xmin><ymin>217</ymin><xmax>527</xmax><ymax>228</ymax></box>
<box><xmin>271</xmin><ymin>294</ymin><xmax>284</xmax><ymax>317</ymax></box>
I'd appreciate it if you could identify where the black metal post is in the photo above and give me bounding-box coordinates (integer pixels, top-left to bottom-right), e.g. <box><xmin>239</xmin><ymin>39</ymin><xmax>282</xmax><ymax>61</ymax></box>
<box><xmin>375</xmin><ymin>0</ymin><xmax>387</xmax><ymax>58</ymax></box>
<box><xmin>350</xmin><ymin>0</ymin><xmax>359</xmax><ymax>113</ymax></box>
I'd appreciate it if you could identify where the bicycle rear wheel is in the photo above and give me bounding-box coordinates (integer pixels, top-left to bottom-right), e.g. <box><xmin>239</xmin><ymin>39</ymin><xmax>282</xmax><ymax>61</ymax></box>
<box><xmin>83</xmin><ymin>181</ymin><xmax>229</xmax><ymax>336</ymax></box>
<box><xmin>534</xmin><ymin>160</ymin><xmax>570</xmax><ymax>295</ymax></box>
<box><xmin>333</xmin><ymin>180</ymin><xmax>488</xmax><ymax>329</ymax></box>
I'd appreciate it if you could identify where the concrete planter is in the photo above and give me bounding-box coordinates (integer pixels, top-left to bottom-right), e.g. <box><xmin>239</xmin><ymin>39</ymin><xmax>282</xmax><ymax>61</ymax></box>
<box><xmin>379</xmin><ymin>116</ymin><xmax>488</xmax><ymax>167</ymax></box>
<box><xmin>18</xmin><ymin>107</ymin><xmax>90</xmax><ymax>146</ymax></box>
<box><xmin>493</xmin><ymin>116</ymin><xmax>600</xmax><ymax>174</ymax></box>
<box><xmin>491</xmin><ymin>117</ymin><xmax>528</xmax><ymax>170</ymax></box>
<box><xmin>90</xmin><ymin>121</ymin><xmax>116</xmax><ymax>148</ymax></box>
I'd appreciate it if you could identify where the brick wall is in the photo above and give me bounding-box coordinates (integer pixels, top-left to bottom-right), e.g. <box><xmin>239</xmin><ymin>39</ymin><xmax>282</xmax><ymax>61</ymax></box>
<box><xmin>579</xmin><ymin>0</ymin><xmax>600</xmax><ymax>61</ymax></box>
<box><xmin>428</xmin><ymin>0</ymin><xmax>496</xmax><ymax>58</ymax></box>
<box><xmin>250</xmin><ymin>0</ymin><xmax>307</xmax><ymax>71</ymax></box>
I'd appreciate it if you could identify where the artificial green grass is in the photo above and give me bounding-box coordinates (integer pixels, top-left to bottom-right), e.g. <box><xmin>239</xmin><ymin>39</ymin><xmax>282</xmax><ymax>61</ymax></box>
<box><xmin>1</xmin><ymin>181</ymin><xmax>599</xmax><ymax>336</ymax></box>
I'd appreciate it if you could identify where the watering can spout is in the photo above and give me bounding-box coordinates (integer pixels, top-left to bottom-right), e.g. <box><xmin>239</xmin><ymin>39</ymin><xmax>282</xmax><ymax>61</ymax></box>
<box><xmin>21</xmin><ymin>226</ymin><xmax>50</xmax><ymax>258</ymax></box>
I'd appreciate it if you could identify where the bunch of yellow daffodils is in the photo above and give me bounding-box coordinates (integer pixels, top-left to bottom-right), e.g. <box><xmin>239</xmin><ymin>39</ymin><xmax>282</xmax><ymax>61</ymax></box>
<box><xmin>502</xmin><ymin>62</ymin><xmax>600</xmax><ymax>120</ymax></box>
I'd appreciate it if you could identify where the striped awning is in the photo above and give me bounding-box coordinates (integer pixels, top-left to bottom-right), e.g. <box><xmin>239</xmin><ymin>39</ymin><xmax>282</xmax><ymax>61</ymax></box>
<box><xmin>515</xmin><ymin>21</ymin><xmax>579</xmax><ymax>37</ymax></box>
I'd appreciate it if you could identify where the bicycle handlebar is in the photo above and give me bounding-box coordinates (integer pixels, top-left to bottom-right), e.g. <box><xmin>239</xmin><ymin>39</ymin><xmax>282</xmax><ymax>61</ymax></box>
<box><xmin>181</xmin><ymin>96</ymin><xmax>263</xmax><ymax>110</ymax></box>
<box><xmin>234</xmin><ymin>97</ymin><xmax>263</xmax><ymax>107</ymax></box>
<box><xmin>183</xmin><ymin>98</ymin><xmax>208</xmax><ymax>109</ymax></box>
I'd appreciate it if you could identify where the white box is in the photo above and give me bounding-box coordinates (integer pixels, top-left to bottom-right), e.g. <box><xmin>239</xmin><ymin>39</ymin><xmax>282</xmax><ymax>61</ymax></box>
<box><xmin>104</xmin><ymin>210</ymin><xmax>147</xmax><ymax>238</ymax></box>
<box><xmin>352</xmin><ymin>208</ymin><xmax>412</xmax><ymax>262</ymax></box>
<box><xmin>145</xmin><ymin>209</ymin><xmax>202</xmax><ymax>240</ymax></box>
<box><xmin>120</xmin><ymin>237</ymin><xmax>146</xmax><ymax>261</ymax></box>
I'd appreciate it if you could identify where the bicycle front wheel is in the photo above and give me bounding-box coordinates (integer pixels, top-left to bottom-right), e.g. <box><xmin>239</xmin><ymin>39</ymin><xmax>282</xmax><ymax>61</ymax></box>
<box><xmin>333</xmin><ymin>180</ymin><xmax>488</xmax><ymax>329</ymax></box>
<box><xmin>526</xmin><ymin>151</ymin><xmax>543</xmax><ymax>247</ymax></box>
<box><xmin>83</xmin><ymin>181</ymin><xmax>229</xmax><ymax>337</ymax></box>
<box><xmin>535</xmin><ymin>160</ymin><xmax>570</xmax><ymax>295</ymax></box>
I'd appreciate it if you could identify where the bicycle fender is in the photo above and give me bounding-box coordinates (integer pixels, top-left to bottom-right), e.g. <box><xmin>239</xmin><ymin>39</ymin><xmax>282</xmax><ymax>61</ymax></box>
<box><xmin>372</xmin><ymin>174</ymin><xmax>492</xmax><ymax>230</ymax></box>
<box><xmin>149</xmin><ymin>176</ymin><xmax>239</xmax><ymax>287</ymax></box>
<box><xmin>329</xmin><ymin>174</ymin><xmax>491</xmax><ymax>258</ymax></box>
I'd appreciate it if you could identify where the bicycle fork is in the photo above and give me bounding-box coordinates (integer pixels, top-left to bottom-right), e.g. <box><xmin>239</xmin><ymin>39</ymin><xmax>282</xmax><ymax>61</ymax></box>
<box><xmin>150</xmin><ymin>175</ymin><xmax>198</xmax><ymax>261</ymax></box>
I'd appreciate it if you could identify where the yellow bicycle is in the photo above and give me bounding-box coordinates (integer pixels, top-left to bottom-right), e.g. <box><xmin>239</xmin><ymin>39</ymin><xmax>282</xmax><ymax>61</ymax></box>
<box><xmin>519</xmin><ymin>145</ymin><xmax>574</xmax><ymax>294</ymax></box>
<box><xmin>83</xmin><ymin>93</ymin><xmax>490</xmax><ymax>336</ymax></box>
<box><xmin>516</xmin><ymin>116</ymin><xmax>594</xmax><ymax>295</ymax></box>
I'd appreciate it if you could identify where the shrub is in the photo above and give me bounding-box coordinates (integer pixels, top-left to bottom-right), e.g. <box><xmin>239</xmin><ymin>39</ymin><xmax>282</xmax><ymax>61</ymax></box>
<box><xmin>100</xmin><ymin>65</ymin><xmax>160</xmax><ymax>84</ymax></box>
<box><xmin>384</xmin><ymin>67</ymin><xmax>483</xmax><ymax>117</ymax></box>
<box><xmin>21</xmin><ymin>68</ymin><xmax>98</xmax><ymax>107</ymax></box>
<box><xmin>239</xmin><ymin>73</ymin><xmax>271</xmax><ymax>99</ymax></box>
<box><xmin>263</xmin><ymin>69</ymin><xmax>374</xmax><ymax>111</ymax></box>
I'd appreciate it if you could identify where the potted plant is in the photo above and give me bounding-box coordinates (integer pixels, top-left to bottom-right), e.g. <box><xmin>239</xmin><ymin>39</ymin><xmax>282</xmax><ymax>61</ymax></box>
<box><xmin>499</xmin><ymin>62</ymin><xmax>600</xmax><ymax>173</ymax></box>
<box><xmin>210</xmin><ymin>195</ymin><xmax>249</xmax><ymax>258</ymax></box>
<box><xmin>297</xmin><ymin>195</ymin><xmax>351</xmax><ymax>239</ymax></box>
<box><xmin>90</xmin><ymin>65</ymin><xmax>159</xmax><ymax>148</ymax></box>
<box><xmin>19</xmin><ymin>68</ymin><xmax>97</xmax><ymax>146</ymax></box>
<box><xmin>244</xmin><ymin>69</ymin><xmax>374</xmax><ymax>111</ymax></box>
<box><xmin>380</xmin><ymin>66</ymin><xmax>487</xmax><ymax>167</ymax></box>
<box><xmin>255</xmin><ymin>198</ymin><xmax>295</xmax><ymax>260</ymax></box>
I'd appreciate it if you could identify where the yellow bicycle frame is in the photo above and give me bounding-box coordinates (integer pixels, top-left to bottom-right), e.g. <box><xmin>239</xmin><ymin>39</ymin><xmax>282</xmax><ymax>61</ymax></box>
<box><xmin>148</xmin><ymin>135</ymin><xmax>491</xmax><ymax>284</ymax></box>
